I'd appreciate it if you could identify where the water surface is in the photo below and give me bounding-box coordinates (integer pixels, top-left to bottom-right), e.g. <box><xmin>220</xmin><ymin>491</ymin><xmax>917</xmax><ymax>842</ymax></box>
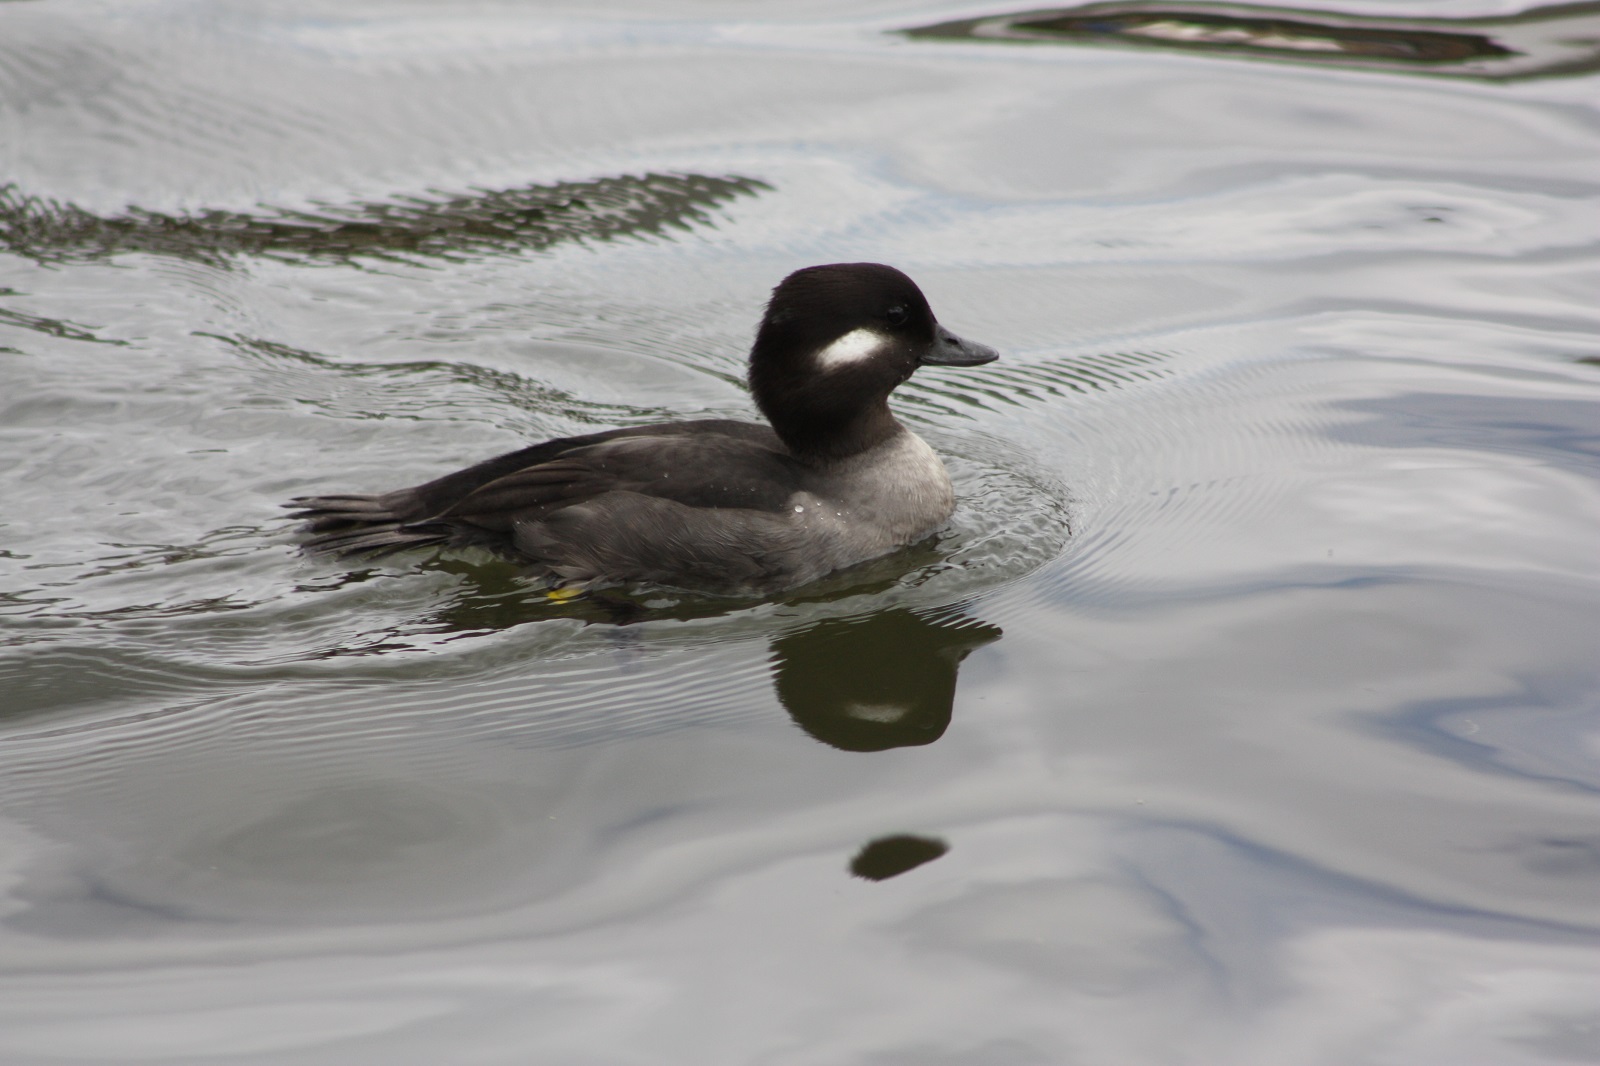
<box><xmin>2</xmin><ymin>0</ymin><xmax>1599</xmax><ymax>1062</ymax></box>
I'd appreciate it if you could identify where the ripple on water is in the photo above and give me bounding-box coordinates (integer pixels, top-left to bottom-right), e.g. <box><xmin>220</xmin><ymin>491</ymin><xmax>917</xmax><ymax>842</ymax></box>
<box><xmin>899</xmin><ymin>1</ymin><xmax>1600</xmax><ymax>82</ymax></box>
<box><xmin>954</xmin><ymin>326</ymin><xmax>1372</xmax><ymax>618</ymax></box>
<box><xmin>0</xmin><ymin>174</ymin><xmax>771</xmax><ymax>267</ymax></box>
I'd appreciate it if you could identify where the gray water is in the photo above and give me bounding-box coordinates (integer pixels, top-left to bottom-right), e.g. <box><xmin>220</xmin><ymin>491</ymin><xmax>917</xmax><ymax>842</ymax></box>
<box><xmin>3</xmin><ymin>1</ymin><xmax>1599</xmax><ymax>1062</ymax></box>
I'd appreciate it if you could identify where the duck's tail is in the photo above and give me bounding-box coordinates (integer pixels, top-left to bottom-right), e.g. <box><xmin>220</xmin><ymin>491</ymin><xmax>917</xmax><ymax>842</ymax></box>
<box><xmin>285</xmin><ymin>494</ymin><xmax>452</xmax><ymax>557</ymax></box>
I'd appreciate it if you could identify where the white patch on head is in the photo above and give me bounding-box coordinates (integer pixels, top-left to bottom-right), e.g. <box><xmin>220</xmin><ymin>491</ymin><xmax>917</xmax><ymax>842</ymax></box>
<box><xmin>814</xmin><ymin>328</ymin><xmax>887</xmax><ymax>371</ymax></box>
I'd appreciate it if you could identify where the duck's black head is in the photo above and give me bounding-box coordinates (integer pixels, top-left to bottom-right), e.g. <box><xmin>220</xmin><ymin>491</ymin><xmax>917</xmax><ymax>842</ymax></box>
<box><xmin>748</xmin><ymin>263</ymin><xmax>998</xmax><ymax>461</ymax></box>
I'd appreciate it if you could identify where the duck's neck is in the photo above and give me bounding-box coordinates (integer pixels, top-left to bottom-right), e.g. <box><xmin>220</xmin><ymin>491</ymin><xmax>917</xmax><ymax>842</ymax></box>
<box><xmin>765</xmin><ymin>399</ymin><xmax>904</xmax><ymax>465</ymax></box>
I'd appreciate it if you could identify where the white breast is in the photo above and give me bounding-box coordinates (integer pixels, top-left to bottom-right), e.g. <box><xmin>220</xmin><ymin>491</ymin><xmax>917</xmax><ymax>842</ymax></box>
<box><xmin>790</xmin><ymin>429</ymin><xmax>956</xmax><ymax>563</ymax></box>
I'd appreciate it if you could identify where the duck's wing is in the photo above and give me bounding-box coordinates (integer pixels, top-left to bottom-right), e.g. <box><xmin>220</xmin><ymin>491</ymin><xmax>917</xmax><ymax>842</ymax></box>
<box><xmin>433</xmin><ymin>430</ymin><xmax>803</xmax><ymax>530</ymax></box>
<box><xmin>390</xmin><ymin>420</ymin><xmax>778</xmax><ymax>521</ymax></box>
<box><xmin>438</xmin><ymin>430</ymin><xmax>820</xmax><ymax>588</ymax></box>
<box><xmin>287</xmin><ymin>420</ymin><xmax>799</xmax><ymax>560</ymax></box>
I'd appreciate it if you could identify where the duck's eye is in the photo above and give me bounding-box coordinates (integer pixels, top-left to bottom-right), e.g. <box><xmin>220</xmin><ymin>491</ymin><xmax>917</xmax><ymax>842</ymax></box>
<box><xmin>886</xmin><ymin>305</ymin><xmax>908</xmax><ymax>326</ymax></box>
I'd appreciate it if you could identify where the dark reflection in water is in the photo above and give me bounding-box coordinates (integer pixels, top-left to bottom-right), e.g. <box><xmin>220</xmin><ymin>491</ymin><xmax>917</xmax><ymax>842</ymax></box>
<box><xmin>0</xmin><ymin>172</ymin><xmax>770</xmax><ymax>267</ymax></box>
<box><xmin>772</xmin><ymin>607</ymin><xmax>1002</xmax><ymax>752</ymax></box>
<box><xmin>409</xmin><ymin>537</ymin><xmax>955</xmax><ymax>633</ymax></box>
<box><xmin>344</xmin><ymin>555</ymin><xmax>1002</xmax><ymax>750</ymax></box>
<box><xmin>1517</xmin><ymin>837</ymin><xmax>1600</xmax><ymax>878</ymax></box>
<box><xmin>218</xmin><ymin>332</ymin><xmax>689</xmax><ymax>433</ymax></box>
<box><xmin>850</xmin><ymin>835</ymin><xmax>951</xmax><ymax>881</ymax></box>
<box><xmin>1331</xmin><ymin>394</ymin><xmax>1600</xmax><ymax>478</ymax></box>
<box><xmin>903</xmin><ymin>1</ymin><xmax>1600</xmax><ymax>80</ymax></box>
<box><xmin>0</xmin><ymin>292</ymin><xmax>129</xmax><ymax>347</ymax></box>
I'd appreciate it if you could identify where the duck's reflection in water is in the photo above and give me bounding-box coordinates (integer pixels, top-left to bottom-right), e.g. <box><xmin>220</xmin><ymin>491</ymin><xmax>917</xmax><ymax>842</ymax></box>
<box><xmin>770</xmin><ymin>606</ymin><xmax>1000</xmax><ymax>881</ymax></box>
<box><xmin>347</xmin><ymin>566</ymin><xmax>997</xmax><ymax>879</ymax></box>
<box><xmin>850</xmin><ymin>834</ymin><xmax>950</xmax><ymax>881</ymax></box>
<box><xmin>770</xmin><ymin>607</ymin><xmax>1002</xmax><ymax>752</ymax></box>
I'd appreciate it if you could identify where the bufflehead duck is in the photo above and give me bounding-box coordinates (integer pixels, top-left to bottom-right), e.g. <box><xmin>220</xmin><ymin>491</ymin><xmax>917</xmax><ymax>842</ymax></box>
<box><xmin>289</xmin><ymin>263</ymin><xmax>998</xmax><ymax>593</ymax></box>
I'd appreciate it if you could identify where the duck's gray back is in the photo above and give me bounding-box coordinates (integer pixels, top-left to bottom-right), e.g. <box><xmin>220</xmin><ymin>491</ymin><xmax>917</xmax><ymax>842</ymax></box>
<box><xmin>511</xmin><ymin>426</ymin><xmax>953</xmax><ymax>593</ymax></box>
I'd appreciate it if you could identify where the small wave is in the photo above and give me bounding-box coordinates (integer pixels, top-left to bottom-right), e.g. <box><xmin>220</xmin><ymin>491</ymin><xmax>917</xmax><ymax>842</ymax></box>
<box><xmin>0</xmin><ymin>172</ymin><xmax>772</xmax><ymax>268</ymax></box>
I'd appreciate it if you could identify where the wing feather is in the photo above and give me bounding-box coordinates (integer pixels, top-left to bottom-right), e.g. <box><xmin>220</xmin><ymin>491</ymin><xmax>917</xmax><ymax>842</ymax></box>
<box><xmin>287</xmin><ymin>419</ymin><xmax>804</xmax><ymax>570</ymax></box>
